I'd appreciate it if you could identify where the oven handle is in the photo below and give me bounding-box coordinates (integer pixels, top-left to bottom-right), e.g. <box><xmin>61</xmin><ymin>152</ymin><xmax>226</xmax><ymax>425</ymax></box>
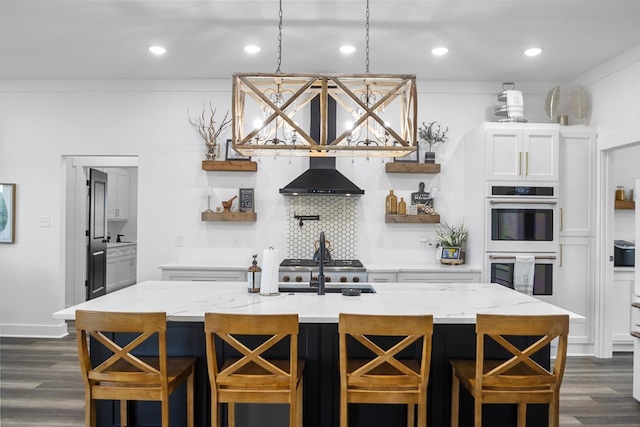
<box><xmin>489</xmin><ymin>200</ymin><xmax>557</xmax><ymax>205</ymax></box>
<box><xmin>489</xmin><ymin>255</ymin><xmax>557</xmax><ymax>260</ymax></box>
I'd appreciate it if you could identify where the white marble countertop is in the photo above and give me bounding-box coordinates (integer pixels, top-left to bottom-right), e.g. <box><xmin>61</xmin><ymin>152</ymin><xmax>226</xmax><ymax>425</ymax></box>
<box><xmin>366</xmin><ymin>264</ymin><xmax>482</xmax><ymax>273</ymax></box>
<box><xmin>53</xmin><ymin>281</ymin><xmax>581</xmax><ymax>324</ymax></box>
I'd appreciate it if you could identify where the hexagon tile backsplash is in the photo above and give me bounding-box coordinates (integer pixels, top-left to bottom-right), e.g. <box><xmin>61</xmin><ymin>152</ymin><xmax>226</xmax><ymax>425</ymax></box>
<box><xmin>285</xmin><ymin>196</ymin><xmax>358</xmax><ymax>260</ymax></box>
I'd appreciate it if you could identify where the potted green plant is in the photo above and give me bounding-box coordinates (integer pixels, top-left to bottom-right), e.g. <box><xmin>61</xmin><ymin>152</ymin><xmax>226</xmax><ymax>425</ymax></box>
<box><xmin>188</xmin><ymin>102</ymin><xmax>231</xmax><ymax>161</ymax></box>
<box><xmin>418</xmin><ymin>121</ymin><xmax>449</xmax><ymax>163</ymax></box>
<box><xmin>432</xmin><ymin>221</ymin><xmax>468</xmax><ymax>264</ymax></box>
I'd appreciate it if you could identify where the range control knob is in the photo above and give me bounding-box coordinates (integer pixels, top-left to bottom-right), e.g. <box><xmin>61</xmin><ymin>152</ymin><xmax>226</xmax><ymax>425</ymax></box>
<box><xmin>282</xmin><ymin>275</ymin><xmax>290</xmax><ymax>282</ymax></box>
<box><xmin>295</xmin><ymin>276</ymin><xmax>303</xmax><ymax>282</ymax></box>
<box><xmin>325</xmin><ymin>276</ymin><xmax>331</xmax><ymax>282</ymax></box>
<box><xmin>311</xmin><ymin>275</ymin><xmax>318</xmax><ymax>282</ymax></box>
<box><xmin>352</xmin><ymin>276</ymin><xmax>360</xmax><ymax>282</ymax></box>
<box><xmin>340</xmin><ymin>276</ymin><xmax>347</xmax><ymax>283</ymax></box>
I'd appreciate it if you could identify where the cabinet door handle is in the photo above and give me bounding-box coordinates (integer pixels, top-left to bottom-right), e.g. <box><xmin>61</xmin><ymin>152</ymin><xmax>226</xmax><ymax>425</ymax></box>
<box><xmin>560</xmin><ymin>208</ymin><xmax>564</xmax><ymax>231</ymax></box>
<box><xmin>559</xmin><ymin>244</ymin><xmax>563</xmax><ymax>267</ymax></box>
<box><xmin>518</xmin><ymin>152</ymin><xmax>522</xmax><ymax>176</ymax></box>
<box><xmin>525</xmin><ymin>152</ymin><xmax>529</xmax><ymax>176</ymax></box>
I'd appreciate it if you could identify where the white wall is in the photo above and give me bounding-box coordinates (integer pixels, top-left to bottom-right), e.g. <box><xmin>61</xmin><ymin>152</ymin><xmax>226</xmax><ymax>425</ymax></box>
<box><xmin>0</xmin><ymin>77</ymin><xmax>568</xmax><ymax>337</ymax></box>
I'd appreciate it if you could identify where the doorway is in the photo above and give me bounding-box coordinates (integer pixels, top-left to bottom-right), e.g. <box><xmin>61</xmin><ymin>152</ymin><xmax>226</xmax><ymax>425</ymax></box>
<box><xmin>63</xmin><ymin>156</ymin><xmax>139</xmax><ymax>307</ymax></box>
<box><xmin>597</xmin><ymin>127</ymin><xmax>640</xmax><ymax>357</ymax></box>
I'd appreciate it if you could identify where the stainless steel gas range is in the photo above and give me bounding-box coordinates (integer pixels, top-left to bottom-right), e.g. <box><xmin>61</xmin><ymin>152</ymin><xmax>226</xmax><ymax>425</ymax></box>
<box><xmin>279</xmin><ymin>259</ymin><xmax>367</xmax><ymax>284</ymax></box>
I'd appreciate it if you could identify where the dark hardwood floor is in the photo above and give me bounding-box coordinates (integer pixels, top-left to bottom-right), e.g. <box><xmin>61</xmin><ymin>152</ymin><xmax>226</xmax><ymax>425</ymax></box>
<box><xmin>1</xmin><ymin>325</ymin><xmax>639</xmax><ymax>426</ymax></box>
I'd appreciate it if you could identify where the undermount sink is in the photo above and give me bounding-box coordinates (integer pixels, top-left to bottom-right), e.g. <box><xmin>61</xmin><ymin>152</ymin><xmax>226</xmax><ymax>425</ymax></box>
<box><xmin>278</xmin><ymin>283</ymin><xmax>376</xmax><ymax>294</ymax></box>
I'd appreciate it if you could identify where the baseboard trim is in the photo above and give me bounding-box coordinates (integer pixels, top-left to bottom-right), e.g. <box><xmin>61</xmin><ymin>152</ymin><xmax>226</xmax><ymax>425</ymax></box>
<box><xmin>0</xmin><ymin>322</ymin><xmax>69</xmax><ymax>338</ymax></box>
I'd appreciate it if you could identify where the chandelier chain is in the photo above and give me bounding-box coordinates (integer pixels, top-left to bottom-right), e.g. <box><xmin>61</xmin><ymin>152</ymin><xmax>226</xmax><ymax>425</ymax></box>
<box><xmin>277</xmin><ymin>0</ymin><xmax>283</xmax><ymax>73</ymax></box>
<box><xmin>365</xmin><ymin>0</ymin><xmax>370</xmax><ymax>73</ymax></box>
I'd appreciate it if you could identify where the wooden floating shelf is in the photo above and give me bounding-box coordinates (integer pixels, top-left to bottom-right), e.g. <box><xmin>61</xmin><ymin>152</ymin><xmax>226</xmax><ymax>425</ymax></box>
<box><xmin>202</xmin><ymin>160</ymin><xmax>257</xmax><ymax>172</ymax></box>
<box><xmin>614</xmin><ymin>200</ymin><xmax>635</xmax><ymax>210</ymax></box>
<box><xmin>202</xmin><ymin>211</ymin><xmax>257</xmax><ymax>222</ymax></box>
<box><xmin>385</xmin><ymin>163</ymin><xmax>441</xmax><ymax>174</ymax></box>
<box><xmin>385</xmin><ymin>214</ymin><xmax>441</xmax><ymax>224</ymax></box>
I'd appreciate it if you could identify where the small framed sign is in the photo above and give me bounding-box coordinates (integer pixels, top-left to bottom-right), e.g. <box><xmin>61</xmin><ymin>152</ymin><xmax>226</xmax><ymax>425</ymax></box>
<box><xmin>225</xmin><ymin>139</ymin><xmax>251</xmax><ymax>161</ymax></box>
<box><xmin>441</xmin><ymin>247</ymin><xmax>461</xmax><ymax>260</ymax></box>
<box><xmin>440</xmin><ymin>247</ymin><xmax>464</xmax><ymax>265</ymax></box>
<box><xmin>239</xmin><ymin>188</ymin><xmax>254</xmax><ymax>212</ymax></box>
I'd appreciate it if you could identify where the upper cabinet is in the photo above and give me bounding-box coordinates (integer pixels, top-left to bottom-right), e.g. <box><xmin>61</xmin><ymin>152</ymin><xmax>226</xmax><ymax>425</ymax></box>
<box><xmin>484</xmin><ymin>124</ymin><xmax>559</xmax><ymax>182</ymax></box>
<box><xmin>106</xmin><ymin>168</ymin><xmax>130</xmax><ymax>221</ymax></box>
<box><xmin>559</xmin><ymin>127</ymin><xmax>596</xmax><ymax>236</ymax></box>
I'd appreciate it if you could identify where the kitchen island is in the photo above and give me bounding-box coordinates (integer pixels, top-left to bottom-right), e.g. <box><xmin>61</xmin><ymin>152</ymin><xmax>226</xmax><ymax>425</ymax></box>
<box><xmin>54</xmin><ymin>281</ymin><xmax>579</xmax><ymax>427</ymax></box>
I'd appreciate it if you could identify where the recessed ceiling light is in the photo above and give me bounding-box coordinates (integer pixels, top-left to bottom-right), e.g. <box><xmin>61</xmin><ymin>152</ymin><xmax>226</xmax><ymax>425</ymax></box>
<box><xmin>148</xmin><ymin>46</ymin><xmax>166</xmax><ymax>55</ymax></box>
<box><xmin>524</xmin><ymin>47</ymin><xmax>542</xmax><ymax>57</ymax></box>
<box><xmin>340</xmin><ymin>45</ymin><xmax>356</xmax><ymax>54</ymax></box>
<box><xmin>431</xmin><ymin>47</ymin><xmax>448</xmax><ymax>56</ymax></box>
<box><xmin>244</xmin><ymin>45</ymin><xmax>261</xmax><ymax>54</ymax></box>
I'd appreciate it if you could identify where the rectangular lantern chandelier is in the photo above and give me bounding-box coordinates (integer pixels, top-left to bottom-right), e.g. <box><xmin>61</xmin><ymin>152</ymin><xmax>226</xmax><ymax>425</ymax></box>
<box><xmin>231</xmin><ymin>72</ymin><xmax>417</xmax><ymax>157</ymax></box>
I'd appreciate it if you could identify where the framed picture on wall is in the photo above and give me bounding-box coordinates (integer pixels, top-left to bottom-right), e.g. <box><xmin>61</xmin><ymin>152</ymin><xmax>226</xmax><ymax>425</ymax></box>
<box><xmin>225</xmin><ymin>139</ymin><xmax>251</xmax><ymax>161</ymax></box>
<box><xmin>0</xmin><ymin>183</ymin><xmax>16</xmax><ymax>244</ymax></box>
<box><xmin>239</xmin><ymin>188</ymin><xmax>254</xmax><ymax>212</ymax></box>
<box><xmin>393</xmin><ymin>142</ymin><xmax>419</xmax><ymax>163</ymax></box>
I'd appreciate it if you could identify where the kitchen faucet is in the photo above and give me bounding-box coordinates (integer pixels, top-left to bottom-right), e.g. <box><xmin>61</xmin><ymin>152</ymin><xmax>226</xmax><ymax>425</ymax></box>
<box><xmin>317</xmin><ymin>231</ymin><xmax>326</xmax><ymax>295</ymax></box>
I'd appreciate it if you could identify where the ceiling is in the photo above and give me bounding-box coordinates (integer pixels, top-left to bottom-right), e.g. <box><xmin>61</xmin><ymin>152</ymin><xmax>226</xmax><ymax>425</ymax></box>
<box><xmin>2</xmin><ymin>0</ymin><xmax>640</xmax><ymax>82</ymax></box>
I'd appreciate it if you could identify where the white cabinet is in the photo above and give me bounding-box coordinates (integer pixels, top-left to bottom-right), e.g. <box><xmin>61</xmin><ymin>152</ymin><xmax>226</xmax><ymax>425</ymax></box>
<box><xmin>106</xmin><ymin>168</ymin><xmax>130</xmax><ymax>221</ymax></box>
<box><xmin>484</xmin><ymin>124</ymin><xmax>559</xmax><ymax>182</ymax></box>
<box><xmin>367</xmin><ymin>272</ymin><xmax>397</xmax><ymax>283</ymax></box>
<box><xmin>559</xmin><ymin>127</ymin><xmax>596</xmax><ymax>237</ymax></box>
<box><xmin>161</xmin><ymin>267</ymin><xmax>245</xmax><ymax>282</ymax></box>
<box><xmin>556</xmin><ymin>237</ymin><xmax>595</xmax><ymax>352</ymax></box>
<box><xmin>106</xmin><ymin>244</ymin><xmax>136</xmax><ymax>292</ymax></box>
<box><xmin>396</xmin><ymin>271</ymin><xmax>481</xmax><ymax>283</ymax></box>
<box><xmin>613</xmin><ymin>269</ymin><xmax>635</xmax><ymax>349</ymax></box>
<box><xmin>554</xmin><ymin>125</ymin><xmax>597</xmax><ymax>355</ymax></box>
<box><xmin>116</xmin><ymin>245</ymin><xmax>136</xmax><ymax>288</ymax></box>
<box><xmin>106</xmin><ymin>248</ymin><xmax>118</xmax><ymax>291</ymax></box>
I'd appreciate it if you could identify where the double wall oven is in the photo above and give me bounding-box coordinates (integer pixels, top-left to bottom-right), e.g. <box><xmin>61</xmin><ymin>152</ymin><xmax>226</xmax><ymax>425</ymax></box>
<box><xmin>485</xmin><ymin>184</ymin><xmax>558</xmax><ymax>300</ymax></box>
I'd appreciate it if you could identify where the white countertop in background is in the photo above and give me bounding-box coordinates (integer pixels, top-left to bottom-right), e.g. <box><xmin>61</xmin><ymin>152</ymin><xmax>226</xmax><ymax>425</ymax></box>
<box><xmin>107</xmin><ymin>241</ymin><xmax>137</xmax><ymax>248</ymax></box>
<box><xmin>159</xmin><ymin>261</ymin><xmax>482</xmax><ymax>274</ymax></box>
<box><xmin>53</xmin><ymin>280</ymin><xmax>580</xmax><ymax>324</ymax></box>
<box><xmin>366</xmin><ymin>264</ymin><xmax>482</xmax><ymax>273</ymax></box>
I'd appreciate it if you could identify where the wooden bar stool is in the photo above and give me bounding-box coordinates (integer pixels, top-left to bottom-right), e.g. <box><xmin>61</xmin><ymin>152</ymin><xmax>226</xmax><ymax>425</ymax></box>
<box><xmin>204</xmin><ymin>313</ymin><xmax>304</xmax><ymax>427</ymax></box>
<box><xmin>338</xmin><ymin>313</ymin><xmax>434</xmax><ymax>427</ymax></box>
<box><xmin>75</xmin><ymin>310</ymin><xmax>196</xmax><ymax>427</ymax></box>
<box><xmin>450</xmin><ymin>314</ymin><xmax>569</xmax><ymax>427</ymax></box>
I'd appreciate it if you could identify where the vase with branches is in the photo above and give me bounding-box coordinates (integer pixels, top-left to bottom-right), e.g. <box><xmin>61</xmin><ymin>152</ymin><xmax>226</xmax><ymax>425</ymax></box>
<box><xmin>188</xmin><ymin>102</ymin><xmax>231</xmax><ymax>161</ymax></box>
<box><xmin>432</xmin><ymin>221</ymin><xmax>468</xmax><ymax>248</ymax></box>
<box><xmin>418</xmin><ymin>121</ymin><xmax>449</xmax><ymax>163</ymax></box>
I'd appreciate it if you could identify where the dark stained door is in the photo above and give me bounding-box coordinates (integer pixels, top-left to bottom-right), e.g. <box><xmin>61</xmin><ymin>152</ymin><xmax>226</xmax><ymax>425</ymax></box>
<box><xmin>87</xmin><ymin>169</ymin><xmax>107</xmax><ymax>300</ymax></box>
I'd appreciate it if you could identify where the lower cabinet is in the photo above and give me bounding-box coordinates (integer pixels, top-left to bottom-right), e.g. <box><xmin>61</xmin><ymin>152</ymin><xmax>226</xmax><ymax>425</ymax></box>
<box><xmin>397</xmin><ymin>271</ymin><xmax>481</xmax><ymax>283</ymax></box>
<box><xmin>367</xmin><ymin>272</ymin><xmax>398</xmax><ymax>283</ymax></box>
<box><xmin>556</xmin><ymin>237</ymin><xmax>595</xmax><ymax>354</ymax></box>
<box><xmin>106</xmin><ymin>244</ymin><xmax>137</xmax><ymax>293</ymax></box>
<box><xmin>161</xmin><ymin>267</ymin><xmax>246</xmax><ymax>282</ymax></box>
<box><xmin>367</xmin><ymin>270</ymin><xmax>481</xmax><ymax>283</ymax></box>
